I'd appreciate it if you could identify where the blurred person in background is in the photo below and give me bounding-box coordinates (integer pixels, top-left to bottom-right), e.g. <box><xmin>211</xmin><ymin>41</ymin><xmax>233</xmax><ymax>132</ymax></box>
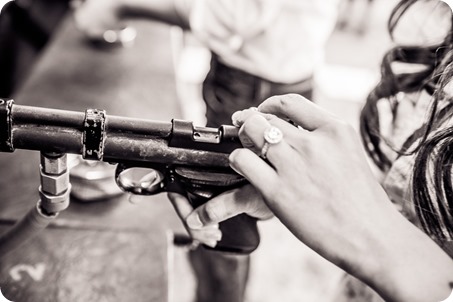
<box><xmin>0</xmin><ymin>0</ymin><xmax>70</xmax><ymax>97</ymax></box>
<box><xmin>337</xmin><ymin>0</ymin><xmax>375</xmax><ymax>35</ymax></box>
<box><xmin>73</xmin><ymin>0</ymin><xmax>340</xmax><ymax>301</ymax></box>
<box><xmin>170</xmin><ymin>0</ymin><xmax>453</xmax><ymax>301</ymax></box>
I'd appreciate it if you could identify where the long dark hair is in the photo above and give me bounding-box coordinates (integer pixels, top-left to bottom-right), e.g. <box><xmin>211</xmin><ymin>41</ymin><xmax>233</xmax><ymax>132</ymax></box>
<box><xmin>360</xmin><ymin>0</ymin><xmax>453</xmax><ymax>240</ymax></box>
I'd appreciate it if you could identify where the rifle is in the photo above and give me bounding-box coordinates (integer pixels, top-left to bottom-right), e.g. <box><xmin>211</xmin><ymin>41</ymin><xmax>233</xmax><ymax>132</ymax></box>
<box><xmin>0</xmin><ymin>99</ymin><xmax>259</xmax><ymax>255</ymax></box>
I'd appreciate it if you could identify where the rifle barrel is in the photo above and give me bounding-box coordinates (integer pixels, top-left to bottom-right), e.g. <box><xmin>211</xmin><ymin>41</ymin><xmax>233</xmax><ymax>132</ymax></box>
<box><xmin>0</xmin><ymin>100</ymin><xmax>233</xmax><ymax>168</ymax></box>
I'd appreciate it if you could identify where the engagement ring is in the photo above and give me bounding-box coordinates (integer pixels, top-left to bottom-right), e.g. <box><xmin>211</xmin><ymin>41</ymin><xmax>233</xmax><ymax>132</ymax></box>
<box><xmin>261</xmin><ymin>126</ymin><xmax>283</xmax><ymax>159</ymax></box>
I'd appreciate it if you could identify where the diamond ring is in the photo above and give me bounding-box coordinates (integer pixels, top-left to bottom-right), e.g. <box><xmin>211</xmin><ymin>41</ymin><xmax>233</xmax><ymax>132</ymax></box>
<box><xmin>261</xmin><ymin>126</ymin><xmax>283</xmax><ymax>159</ymax></box>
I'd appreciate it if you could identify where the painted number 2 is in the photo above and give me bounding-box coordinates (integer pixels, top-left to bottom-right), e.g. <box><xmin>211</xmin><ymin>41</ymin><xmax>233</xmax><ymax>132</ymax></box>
<box><xmin>9</xmin><ymin>263</ymin><xmax>46</xmax><ymax>282</ymax></box>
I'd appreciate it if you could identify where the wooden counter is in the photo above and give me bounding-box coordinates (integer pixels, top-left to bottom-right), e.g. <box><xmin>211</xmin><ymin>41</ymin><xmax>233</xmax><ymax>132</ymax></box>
<box><xmin>0</xmin><ymin>14</ymin><xmax>185</xmax><ymax>302</ymax></box>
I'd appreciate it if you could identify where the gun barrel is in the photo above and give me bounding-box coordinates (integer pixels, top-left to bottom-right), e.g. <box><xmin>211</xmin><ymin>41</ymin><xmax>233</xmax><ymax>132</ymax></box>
<box><xmin>0</xmin><ymin>99</ymin><xmax>236</xmax><ymax>169</ymax></box>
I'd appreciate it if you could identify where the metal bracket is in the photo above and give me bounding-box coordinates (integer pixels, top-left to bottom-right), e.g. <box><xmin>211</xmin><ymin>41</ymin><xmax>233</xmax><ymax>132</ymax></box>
<box><xmin>169</xmin><ymin>119</ymin><xmax>241</xmax><ymax>153</ymax></box>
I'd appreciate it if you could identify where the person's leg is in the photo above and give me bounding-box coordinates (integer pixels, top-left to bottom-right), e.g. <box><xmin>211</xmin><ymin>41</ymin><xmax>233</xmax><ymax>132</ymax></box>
<box><xmin>196</xmin><ymin>55</ymin><xmax>314</xmax><ymax>302</ymax></box>
<box><xmin>189</xmin><ymin>247</ymin><xmax>250</xmax><ymax>302</ymax></box>
<box><xmin>188</xmin><ymin>55</ymin><xmax>262</xmax><ymax>302</ymax></box>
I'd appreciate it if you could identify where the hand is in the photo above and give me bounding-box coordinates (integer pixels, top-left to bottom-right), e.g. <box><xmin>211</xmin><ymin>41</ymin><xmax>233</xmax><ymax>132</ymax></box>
<box><xmin>228</xmin><ymin>94</ymin><xmax>453</xmax><ymax>302</ymax></box>
<box><xmin>73</xmin><ymin>0</ymin><xmax>124</xmax><ymax>39</ymax></box>
<box><xmin>168</xmin><ymin>185</ymin><xmax>273</xmax><ymax>247</ymax></box>
<box><xmin>167</xmin><ymin>192</ymin><xmax>221</xmax><ymax>248</ymax></box>
<box><xmin>230</xmin><ymin>94</ymin><xmax>391</xmax><ymax>260</ymax></box>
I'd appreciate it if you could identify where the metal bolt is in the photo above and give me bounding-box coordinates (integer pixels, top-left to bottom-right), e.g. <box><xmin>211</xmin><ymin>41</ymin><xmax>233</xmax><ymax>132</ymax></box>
<box><xmin>40</xmin><ymin>170</ymin><xmax>70</xmax><ymax>195</ymax></box>
<box><xmin>39</xmin><ymin>185</ymin><xmax>71</xmax><ymax>213</ymax></box>
<box><xmin>40</xmin><ymin>153</ymin><xmax>67</xmax><ymax>175</ymax></box>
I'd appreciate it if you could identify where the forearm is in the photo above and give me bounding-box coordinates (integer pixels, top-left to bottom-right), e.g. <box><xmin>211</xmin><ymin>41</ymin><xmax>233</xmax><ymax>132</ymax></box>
<box><xmin>116</xmin><ymin>0</ymin><xmax>192</xmax><ymax>29</ymax></box>
<box><xmin>74</xmin><ymin>0</ymin><xmax>193</xmax><ymax>37</ymax></box>
<box><xmin>357</xmin><ymin>208</ymin><xmax>453</xmax><ymax>302</ymax></box>
<box><xmin>229</xmin><ymin>94</ymin><xmax>453</xmax><ymax>302</ymax></box>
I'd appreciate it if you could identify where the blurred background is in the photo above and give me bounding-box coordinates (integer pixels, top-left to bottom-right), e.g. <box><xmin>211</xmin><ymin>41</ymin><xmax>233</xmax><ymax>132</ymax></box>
<box><xmin>0</xmin><ymin>0</ymin><xmax>397</xmax><ymax>301</ymax></box>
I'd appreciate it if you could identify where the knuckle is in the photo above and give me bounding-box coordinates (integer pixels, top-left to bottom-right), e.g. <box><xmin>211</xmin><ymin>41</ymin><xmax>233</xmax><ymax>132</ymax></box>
<box><xmin>238</xmin><ymin>120</ymin><xmax>253</xmax><ymax>137</ymax></box>
<box><xmin>202</xmin><ymin>202</ymin><xmax>221</xmax><ymax>223</ymax></box>
<box><xmin>239</xmin><ymin>116</ymin><xmax>254</xmax><ymax>134</ymax></box>
<box><xmin>229</xmin><ymin>148</ymin><xmax>251</xmax><ymax>166</ymax></box>
<box><xmin>275</xmin><ymin>95</ymin><xmax>290</xmax><ymax>110</ymax></box>
<box><xmin>279</xmin><ymin>93</ymin><xmax>305</xmax><ymax>107</ymax></box>
<box><xmin>337</xmin><ymin>121</ymin><xmax>356</xmax><ymax>138</ymax></box>
<box><xmin>324</xmin><ymin>119</ymin><xmax>353</xmax><ymax>136</ymax></box>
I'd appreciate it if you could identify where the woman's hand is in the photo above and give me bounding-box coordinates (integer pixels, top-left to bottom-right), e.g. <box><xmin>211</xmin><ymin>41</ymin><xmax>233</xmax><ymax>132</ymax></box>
<box><xmin>168</xmin><ymin>185</ymin><xmax>272</xmax><ymax>248</ymax></box>
<box><xmin>228</xmin><ymin>94</ymin><xmax>453</xmax><ymax>302</ymax></box>
<box><xmin>230</xmin><ymin>94</ymin><xmax>392</xmax><ymax>260</ymax></box>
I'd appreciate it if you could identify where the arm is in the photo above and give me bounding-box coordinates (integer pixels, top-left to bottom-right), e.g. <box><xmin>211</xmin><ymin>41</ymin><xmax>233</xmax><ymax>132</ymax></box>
<box><xmin>226</xmin><ymin>94</ymin><xmax>453</xmax><ymax>302</ymax></box>
<box><xmin>182</xmin><ymin>94</ymin><xmax>453</xmax><ymax>301</ymax></box>
<box><xmin>119</xmin><ymin>0</ymin><xmax>192</xmax><ymax>29</ymax></box>
<box><xmin>73</xmin><ymin>0</ymin><xmax>193</xmax><ymax>38</ymax></box>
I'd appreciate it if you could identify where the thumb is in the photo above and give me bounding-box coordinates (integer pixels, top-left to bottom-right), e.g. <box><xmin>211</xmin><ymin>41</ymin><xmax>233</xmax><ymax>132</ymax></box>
<box><xmin>186</xmin><ymin>185</ymin><xmax>272</xmax><ymax>229</ymax></box>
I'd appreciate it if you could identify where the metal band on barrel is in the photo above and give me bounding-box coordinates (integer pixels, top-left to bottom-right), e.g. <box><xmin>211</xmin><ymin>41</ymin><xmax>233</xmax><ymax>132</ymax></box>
<box><xmin>82</xmin><ymin>108</ymin><xmax>106</xmax><ymax>160</ymax></box>
<box><xmin>0</xmin><ymin>99</ymin><xmax>14</xmax><ymax>152</ymax></box>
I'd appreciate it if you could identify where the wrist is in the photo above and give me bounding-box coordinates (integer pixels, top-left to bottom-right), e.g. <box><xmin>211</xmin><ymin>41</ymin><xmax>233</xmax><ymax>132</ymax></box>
<box><xmin>358</xmin><ymin>208</ymin><xmax>453</xmax><ymax>302</ymax></box>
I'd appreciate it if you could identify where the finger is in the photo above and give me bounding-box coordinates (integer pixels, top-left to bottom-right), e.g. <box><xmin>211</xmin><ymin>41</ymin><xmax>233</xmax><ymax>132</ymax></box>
<box><xmin>232</xmin><ymin>107</ymin><xmax>269</xmax><ymax>127</ymax></box>
<box><xmin>186</xmin><ymin>188</ymin><xmax>248</xmax><ymax>228</ymax></box>
<box><xmin>258</xmin><ymin>94</ymin><xmax>339</xmax><ymax>131</ymax></box>
<box><xmin>236</xmin><ymin>185</ymin><xmax>273</xmax><ymax>220</ymax></box>
<box><xmin>233</xmin><ymin>108</ymin><xmax>304</xmax><ymax>138</ymax></box>
<box><xmin>239</xmin><ymin>114</ymin><xmax>299</xmax><ymax>168</ymax></box>
<box><xmin>229</xmin><ymin>148</ymin><xmax>281</xmax><ymax>199</ymax></box>
<box><xmin>168</xmin><ymin>193</ymin><xmax>220</xmax><ymax>227</ymax></box>
<box><xmin>232</xmin><ymin>109</ymin><xmax>265</xmax><ymax>151</ymax></box>
<box><xmin>232</xmin><ymin>107</ymin><xmax>288</xmax><ymax>128</ymax></box>
<box><xmin>168</xmin><ymin>193</ymin><xmax>222</xmax><ymax>247</ymax></box>
<box><xmin>189</xmin><ymin>227</ymin><xmax>223</xmax><ymax>248</ymax></box>
<box><xmin>186</xmin><ymin>185</ymin><xmax>272</xmax><ymax>229</ymax></box>
<box><xmin>167</xmin><ymin>192</ymin><xmax>195</xmax><ymax>220</ymax></box>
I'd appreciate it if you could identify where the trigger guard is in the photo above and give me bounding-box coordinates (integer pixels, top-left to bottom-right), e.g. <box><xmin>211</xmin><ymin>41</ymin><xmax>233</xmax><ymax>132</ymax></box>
<box><xmin>115</xmin><ymin>164</ymin><xmax>165</xmax><ymax>195</ymax></box>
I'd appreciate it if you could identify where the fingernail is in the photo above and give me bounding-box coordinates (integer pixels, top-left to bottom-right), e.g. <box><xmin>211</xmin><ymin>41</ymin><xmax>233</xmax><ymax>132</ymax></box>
<box><xmin>231</xmin><ymin>111</ymin><xmax>242</xmax><ymax>127</ymax></box>
<box><xmin>213</xmin><ymin>230</ymin><xmax>223</xmax><ymax>241</ymax></box>
<box><xmin>229</xmin><ymin>153</ymin><xmax>244</xmax><ymax>177</ymax></box>
<box><xmin>187</xmin><ymin>213</ymin><xmax>203</xmax><ymax>229</ymax></box>
<box><xmin>204</xmin><ymin>240</ymin><xmax>218</xmax><ymax>248</ymax></box>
